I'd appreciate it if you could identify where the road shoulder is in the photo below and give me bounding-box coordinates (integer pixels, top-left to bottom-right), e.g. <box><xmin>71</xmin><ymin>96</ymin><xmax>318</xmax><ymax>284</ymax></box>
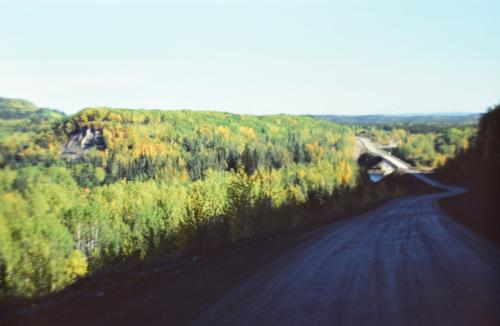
<box><xmin>439</xmin><ymin>192</ymin><xmax>500</xmax><ymax>245</ymax></box>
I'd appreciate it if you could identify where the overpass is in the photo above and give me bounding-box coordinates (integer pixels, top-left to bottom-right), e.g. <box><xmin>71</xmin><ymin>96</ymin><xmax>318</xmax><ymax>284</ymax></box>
<box><xmin>356</xmin><ymin>136</ymin><xmax>413</xmax><ymax>172</ymax></box>
<box><xmin>356</xmin><ymin>136</ymin><xmax>451</xmax><ymax>188</ymax></box>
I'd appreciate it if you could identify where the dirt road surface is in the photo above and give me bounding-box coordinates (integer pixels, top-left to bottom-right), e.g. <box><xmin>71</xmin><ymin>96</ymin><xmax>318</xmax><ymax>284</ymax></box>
<box><xmin>188</xmin><ymin>176</ymin><xmax>500</xmax><ymax>325</ymax></box>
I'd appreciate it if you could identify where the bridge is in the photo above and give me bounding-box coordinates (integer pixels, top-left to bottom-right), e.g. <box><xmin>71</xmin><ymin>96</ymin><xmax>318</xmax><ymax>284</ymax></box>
<box><xmin>356</xmin><ymin>136</ymin><xmax>413</xmax><ymax>172</ymax></box>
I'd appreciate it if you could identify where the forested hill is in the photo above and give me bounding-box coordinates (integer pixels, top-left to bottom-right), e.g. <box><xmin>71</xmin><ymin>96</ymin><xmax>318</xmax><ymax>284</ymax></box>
<box><xmin>0</xmin><ymin>97</ymin><xmax>65</xmax><ymax>121</ymax></box>
<box><xmin>316</xmin><ymin>113</ymin><xmax>480</xmax><ymax>125</ymax></box>
<box><xmin>1</xmin><ymin>104</ymin><xmax>368</xmax><ymax>301</ymax></box>
<box><xmin>58</xmin><ymin>108</ymin><xmax>358</xmax><ymax>182</ymax></box>
<box><xmin>0</xmin><ymin>97</ymin><xmax>38</xmax><ymax>116</ymax></box>
<box><xmin>2</xmin><ymin>107</ymin><xmax>358</xmax><ymax>182</ymax></box>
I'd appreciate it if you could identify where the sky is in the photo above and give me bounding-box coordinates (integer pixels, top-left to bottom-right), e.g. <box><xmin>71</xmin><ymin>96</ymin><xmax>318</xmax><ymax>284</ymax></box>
<box><xmin>1</xmin><ymin>0</ymin><xmax>499</xmax><ymax>115</ymax></box>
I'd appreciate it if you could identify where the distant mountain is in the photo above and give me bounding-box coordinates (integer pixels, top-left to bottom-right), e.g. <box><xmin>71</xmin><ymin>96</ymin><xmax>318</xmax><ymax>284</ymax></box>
<box><xmin>316</xmin><ymin>113</ymin><xmax>480</xmax><ymax>125</ymax></box>
<box><xmin>0</xmin><ymin>97</ymin><xmax>65</xmax><ymax>121</ymax></box>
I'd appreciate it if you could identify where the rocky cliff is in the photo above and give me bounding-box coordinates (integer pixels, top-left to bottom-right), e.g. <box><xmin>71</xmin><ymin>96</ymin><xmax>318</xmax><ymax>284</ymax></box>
<box><xmin>61</xmin><ymin>128</ymin><xmax>105</xmax><ymax>159</ymax></box>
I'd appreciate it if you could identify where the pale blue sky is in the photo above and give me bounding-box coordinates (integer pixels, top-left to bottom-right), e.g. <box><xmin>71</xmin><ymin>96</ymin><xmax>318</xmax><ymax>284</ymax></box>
<box><xmin>1</xmin><ymin>0</ymin><xmax>499</xmax><ymax>114</ymax></box>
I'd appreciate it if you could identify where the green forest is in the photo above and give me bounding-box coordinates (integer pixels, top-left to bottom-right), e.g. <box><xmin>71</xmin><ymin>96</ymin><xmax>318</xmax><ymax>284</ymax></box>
<box><xmin>0</xmin><ymin>98</ymin><xmax>375</xmax><ymax>301</ymax></box>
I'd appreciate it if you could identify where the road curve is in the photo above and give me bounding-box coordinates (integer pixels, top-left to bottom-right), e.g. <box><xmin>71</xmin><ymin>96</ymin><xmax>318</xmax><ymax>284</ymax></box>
<box><xmin>190</xmin><ymin>177</ymin><xmax>500</xmax><ymax>325</ymax></box>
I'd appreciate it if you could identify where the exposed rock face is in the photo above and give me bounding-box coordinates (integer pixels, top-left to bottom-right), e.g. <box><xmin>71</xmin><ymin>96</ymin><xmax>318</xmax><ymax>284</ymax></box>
<box><xmin>61</xmin><ymin>128</ymin><xmax>105</xmax><ymax>159</ymax></box>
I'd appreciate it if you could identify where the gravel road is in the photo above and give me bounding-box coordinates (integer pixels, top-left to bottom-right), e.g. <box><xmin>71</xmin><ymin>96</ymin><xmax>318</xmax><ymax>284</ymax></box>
<box><xmin>190</xmin><ymin>175</ymin><xmax>500</xmax><ymax>325</ymax></box>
